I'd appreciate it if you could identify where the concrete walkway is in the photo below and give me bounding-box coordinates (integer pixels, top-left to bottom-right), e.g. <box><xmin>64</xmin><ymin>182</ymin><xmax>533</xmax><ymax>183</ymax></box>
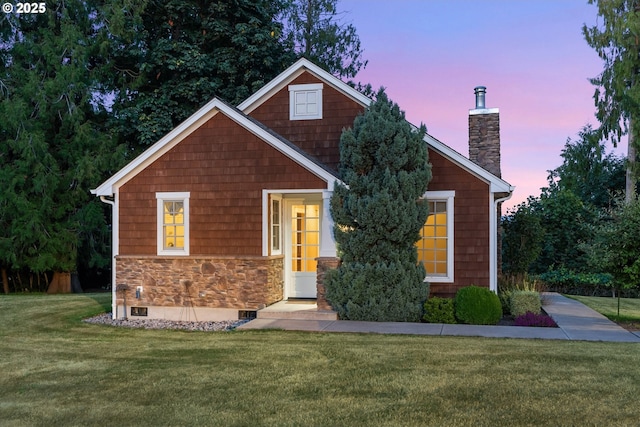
<box><xmin>237</xmin><ymin>293</ymin><xmax>640</xmax><ymax>342</ymax></box>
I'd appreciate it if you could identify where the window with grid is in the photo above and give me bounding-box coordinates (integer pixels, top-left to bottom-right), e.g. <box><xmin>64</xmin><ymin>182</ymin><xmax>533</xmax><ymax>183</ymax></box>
<box><xmin>418</xmin><ymin>201</ymin><xmax>448</xmax><ymax>276</ymax></box>
<box><xmin>156</xmin><ymin>192</ymin><xmax>190</xmax><ymax>255</ymax></box>
<box><xmin>291</xmin><ymin>203</ymin><xmax>320</xmax><ymax>272</ymax></box>
<box><xmin>271</xmin><ymin>197</ymin><xmax>282</xmax><ymax>255</ymax></box>
<box><xmin>289</xmin><ymin>83</ymin><xmax>323</xmax><ymax>120</ymax></box>
<box><xmin>416</xmin><ymin>192</ymin><xmax>454</xmax><ymax>282</ymax></box>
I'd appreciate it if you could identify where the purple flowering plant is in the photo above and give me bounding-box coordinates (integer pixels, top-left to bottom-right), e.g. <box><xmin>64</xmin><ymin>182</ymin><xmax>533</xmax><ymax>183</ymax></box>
<box><xmin>513</xmin><ymin>311</ymin><xmax>557</xmax><ymax>327</ymax></box>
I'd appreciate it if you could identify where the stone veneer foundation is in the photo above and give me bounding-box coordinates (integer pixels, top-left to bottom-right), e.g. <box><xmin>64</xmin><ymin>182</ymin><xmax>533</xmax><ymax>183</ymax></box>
<box><xmin>316</xmin><ymin>257</ymin><xmax>340</xmax><ymax>311</ymax></box>
<box><xmin>115</xmin><ymin>255</ymin><xmax>284</xmax><ymax>320</ymax></box>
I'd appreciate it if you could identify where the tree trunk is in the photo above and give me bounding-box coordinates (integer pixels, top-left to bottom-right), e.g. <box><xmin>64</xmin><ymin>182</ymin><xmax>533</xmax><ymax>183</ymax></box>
<box><xmin>1</xmin><ymin>268</ymin><xmax>8</xmax><ymax>294</ymax></box>
<box><xmin>47</xmin><ymin>271</ymin><xmax>72</xmax><ymax>293</ymax></box>
<box><xmin>627</xmin><ymin>119</ymin><xmax>637</xmax><ymax>203</ymax></box>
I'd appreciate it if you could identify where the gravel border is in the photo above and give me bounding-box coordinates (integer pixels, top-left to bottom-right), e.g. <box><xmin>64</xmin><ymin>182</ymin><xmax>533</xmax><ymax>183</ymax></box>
<box><xmin>83</xmin><ymin>313</ymin><xmax>251</xmax><ymax>332</ymax></box>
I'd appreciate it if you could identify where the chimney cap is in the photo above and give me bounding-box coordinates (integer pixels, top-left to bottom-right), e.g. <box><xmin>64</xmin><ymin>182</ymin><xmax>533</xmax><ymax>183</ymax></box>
<box><xmin>470</xmin><ymin>86</ymin><xmax>499</xmax><ymax>115</ymax></box>
<box><xmin>474</xmin><ymin>86</ymin><xmax>487</xmax><ymax>109</ymax></box>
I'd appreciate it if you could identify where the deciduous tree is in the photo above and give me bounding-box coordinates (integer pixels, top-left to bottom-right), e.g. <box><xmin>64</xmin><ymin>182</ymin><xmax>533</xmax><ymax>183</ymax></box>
<box><xmin>584</xmin><ymin>197</ymin><xmax>640</xmax><ymax>291</ymax></box>
<box><xmin>548</xmin><ymin>125</ymin><xmax>625</xmax><ymax>209</ymax></box>
<box><xmin>108</xmin><ymin>0</ymin><xmax>295</xmax><ymax>149</ymax></box>
<box><xmin>501</xmin><ymin>199</ymin><xmax>544</xmax><ymax>275</ymax></box>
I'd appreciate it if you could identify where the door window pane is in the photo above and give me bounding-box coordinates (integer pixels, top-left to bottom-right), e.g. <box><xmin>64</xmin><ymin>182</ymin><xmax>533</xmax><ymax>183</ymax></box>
<box><xmin>291</xmin><ymin>203</ymin><xmax>320</xmax><ymax>272</ymax></box>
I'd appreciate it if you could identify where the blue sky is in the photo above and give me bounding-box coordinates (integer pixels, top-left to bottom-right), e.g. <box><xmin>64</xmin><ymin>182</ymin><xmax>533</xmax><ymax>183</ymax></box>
<box><xmin>340</xmin><ymin>0</ymin><xmax>620</xmax><ymax>209</ymax></box>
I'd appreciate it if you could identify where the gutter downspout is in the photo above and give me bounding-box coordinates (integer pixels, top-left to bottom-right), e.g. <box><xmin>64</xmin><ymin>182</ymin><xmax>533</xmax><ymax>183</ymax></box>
<box><xmin>99</xmin><ymin>195</ymin><xmax>117</xmax><ymax>320</ymax></box>
<box><xmin>489</xmin><ymin>190</ymin><xmax>514</xmax><ymax>293</ymax></box>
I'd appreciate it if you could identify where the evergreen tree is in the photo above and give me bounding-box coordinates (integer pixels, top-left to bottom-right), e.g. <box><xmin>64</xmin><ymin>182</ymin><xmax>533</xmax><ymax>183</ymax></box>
<box><xmin>548</xmin><ymin>125</ymin><xmax>625</xmax><ymax>209</ymax></box>
<box><xmin>326</xmin><ymin>90</ymin><xmax>431</xmax><ymax>322</ymax></box>
<box><xmin>583</xmin><ymin>0</ymin><xmax>640</xmax><ymax>202</ymax></box>
<box><xmin>0</xmin><ymin>1</ymin><xmax>120</xmax><ymax>291</ymax></box>
<box><xmin>282</xmin><ymin>0</ymin><xmax>366</xmax><ymax>79</ymax></box>
<box><xmin>108</xmin><ymin>0</ymin><xmax>295</xmax><ymax>149</ymax></box>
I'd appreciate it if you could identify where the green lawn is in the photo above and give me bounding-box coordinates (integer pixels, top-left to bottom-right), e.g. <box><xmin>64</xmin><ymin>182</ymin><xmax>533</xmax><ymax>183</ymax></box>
<box><xmin>2</xmin><ymin>294</ymin><xmax>640</xmax><ymax>426</ymax></box>
<box><xmin>567</xmin><ymin>294</ymin><xmax>640</xmax><ymax>323</ymax></box>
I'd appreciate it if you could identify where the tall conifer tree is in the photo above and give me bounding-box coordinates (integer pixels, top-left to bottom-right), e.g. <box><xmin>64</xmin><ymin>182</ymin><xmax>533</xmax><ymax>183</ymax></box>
<box><xmin>583</xmin><ymin>0</ymin><xmax>640</xmax><ymax>202</ymax></box>
<box><xmin>326</xmin><ymin>90</ymin><xmax>432</xmax><ymax>322</ymax></box>
<box><xmin>282</xmin><ymin>0</ymin><xmax>366</xmax><ymax>79</ymax></box>
<box><xmin>0</xmin><ymin>1</ymin><xmax>120</xmax><ymax>291</ymax></box>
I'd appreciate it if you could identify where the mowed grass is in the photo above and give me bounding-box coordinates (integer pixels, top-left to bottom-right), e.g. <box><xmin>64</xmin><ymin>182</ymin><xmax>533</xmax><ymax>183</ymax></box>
<box><xmin>568</xmin><ymin>294</ymin><xmax>640</xmax><ymax>322</ymax></box>
<box><xmin>1</xmin><ymin>294</ymin><xmax>640</xmax><ymax>426</ymax></box>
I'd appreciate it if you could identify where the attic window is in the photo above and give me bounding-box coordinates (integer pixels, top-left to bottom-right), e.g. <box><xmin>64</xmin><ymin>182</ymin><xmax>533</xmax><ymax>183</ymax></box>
<box><xmin>289</xmin><ymin>83</ymin><xmax>323</xmax><ymax>120</ymax></box>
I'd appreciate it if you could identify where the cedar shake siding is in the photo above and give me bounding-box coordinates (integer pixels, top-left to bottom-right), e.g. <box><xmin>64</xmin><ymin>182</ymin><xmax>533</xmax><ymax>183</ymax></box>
<box><xmin>118</xmin><ymin>112</ymin><xmax>327</xmax><ymax>257</ymax></box>
<box><xmin>428</xmin><ymin>149</ymin><xmax>490</xmax><ymax>298</ymax></box>
<box><xmin>248</xmin><ymin>72</ymin><xmax>365</xmax><ymax>172</ymax></box>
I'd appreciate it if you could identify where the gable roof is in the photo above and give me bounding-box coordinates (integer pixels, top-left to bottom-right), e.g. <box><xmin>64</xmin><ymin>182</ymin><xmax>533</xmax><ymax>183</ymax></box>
<box><xmin>239</xmin><ymin>58</ymin><xmax>513</xmax><ymax>194</ymax></box>
<box><xmin>93</xmin><ymin>58</ymin><xmax>513</xmax><ymax>197</ymax></box>
<box><xmin>91</xmin><ymin>97</ymin><xmax>339</xmax><ymax>197</ymax></box>
<box><xmin>237</xmin><ymin>58</ymin><xmax>372</xmax><ymax>114</ymax></box>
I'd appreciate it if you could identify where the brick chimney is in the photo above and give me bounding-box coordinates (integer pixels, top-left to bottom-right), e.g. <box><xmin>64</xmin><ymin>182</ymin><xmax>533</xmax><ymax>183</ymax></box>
<box><xmin>468</xmin><ymin>86</ymin><xmax>503</xmax><ymax>277</ymax></box>
<box><xmin>468</xmin><ymin>86</ymin><xmax>501</xmax><ymax>177</ymax></box>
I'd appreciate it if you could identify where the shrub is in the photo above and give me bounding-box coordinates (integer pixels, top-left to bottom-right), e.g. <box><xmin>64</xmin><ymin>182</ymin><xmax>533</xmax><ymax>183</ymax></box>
<box><xmin>454</xmin><ymin>285</ymin><xmax>502</xmax><ymax>325</ymax></box>
<box><xmin>498</xmin><ymin>273</ymin><xmax>546</xmax><ymax>315</ymax></box>
<box><xmin>499</xmin><ymin>273</ymin><xmax>546</xmax><ymax>292</ymax></box>
<box><xmin>326</xmin><ymin>262</ymin><xmax>429</xmax><ymax>322</ymax></box>
<box><xmin>509</xmin><ymin>290</ymin><xmax>541</xmax><ymax>317</ymax></box>
<box><xmin>538</xmin><ymin>268</ymin><xmax>613</xmax><ymax>296</ymax></box>
<box><xmin>514</xmin><ymin>312</ymin><xmax>557</xmax><ymax>327</ymax></box>
<box><xmin>499</xmin><ymin>289</ymin><xmax>513</xmax><ymax>315</ymax></box>
<box><xmin>423</xmin><ymin>297</ymin><xmax>456</xmax><ymax>324</ymax></box>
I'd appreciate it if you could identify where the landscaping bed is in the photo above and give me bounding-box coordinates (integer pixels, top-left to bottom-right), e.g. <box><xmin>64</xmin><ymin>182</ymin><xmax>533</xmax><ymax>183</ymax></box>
<box><xmin>424</xmin><ymin>285</ymin><xmax>557</xmax><ymax>327</ymax></box>
<box><xmin>496</xmin><ymin>309</ymin><xmax>558</xmax><ymax>328</ymax></box>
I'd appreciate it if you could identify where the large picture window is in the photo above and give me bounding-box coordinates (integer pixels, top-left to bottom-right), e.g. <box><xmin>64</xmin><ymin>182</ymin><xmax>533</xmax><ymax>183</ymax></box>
<box><xmin>156</xmin><ymin>192</ymin><xmax>190</xmax><ymax>256</ymax></box>
<box><xmin>417</xmin><ymin>191</ymin><xmax>454</xmax><ymax>282</ymax></box>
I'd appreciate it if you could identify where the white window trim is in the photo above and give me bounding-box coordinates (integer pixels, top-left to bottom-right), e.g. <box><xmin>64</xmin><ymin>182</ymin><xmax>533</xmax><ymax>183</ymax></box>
<box><xmin>422</xmin><ymin>190</ymin><xmax>455</xmax><ymax>283</ymax></box>
<box><xmin>270</xmin><ymin>195</ymin><xmax>283</xmax><ymax>256</ymax></box>
<box><xmin>156</xmin><ymin>192</ymin><xmax>190</xmax><ymax>256</ymax></box>
<box><xmin>289</xmin><ymin>83</ymin><xmax>323</xmax><ymax>120</ymax></box>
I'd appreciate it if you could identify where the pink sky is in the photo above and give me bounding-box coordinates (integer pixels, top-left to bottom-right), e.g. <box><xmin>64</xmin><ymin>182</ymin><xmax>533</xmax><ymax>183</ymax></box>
<box><xmin>341</xmin><ymin>0</ymin><xmax>624</xmax><ymax>211</ymax></box>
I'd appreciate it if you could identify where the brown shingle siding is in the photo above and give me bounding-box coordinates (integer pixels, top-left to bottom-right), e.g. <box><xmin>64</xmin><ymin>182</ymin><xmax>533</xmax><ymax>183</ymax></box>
<box><xmin>119</xmin><ymin>112</ymin><xmax>326</xmax><ymax>257</ymax></box>
<box><xmin>248</xmin><ymin>71</ymin><xmax>365</xmax><ymax>172</ymax></box>
<box><xmin>427</xmin><ymin>148</ymin><xmax>490</xmax><ymax>297</ymax></box>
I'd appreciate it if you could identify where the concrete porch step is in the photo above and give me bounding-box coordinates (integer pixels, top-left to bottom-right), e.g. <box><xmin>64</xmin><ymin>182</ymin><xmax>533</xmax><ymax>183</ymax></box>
<box><xmin>257</xmin><ymin>300</ymin><xmax>338</xmax><ymax>321</ymax></box>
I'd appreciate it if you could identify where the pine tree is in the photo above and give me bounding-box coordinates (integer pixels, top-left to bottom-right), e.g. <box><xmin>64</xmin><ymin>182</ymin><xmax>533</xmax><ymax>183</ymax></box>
<box><xmin>583</xmin><ymin>0</ymin><xmax>640</xmax><ymax>202</ymax></box>
<box><xmin>326</xmin><ymin>90</ymin><xmax>432</xmax><ymax>322</ymax></box>
<box><xmin>282</xmin><ymin>0</ymin><xmax>367</xmax><ymax>79</ymax></box>
<box><xmin>0</xmin><ymin>1</ymin><xmax>120</xmax><ymax>291</ymax></box>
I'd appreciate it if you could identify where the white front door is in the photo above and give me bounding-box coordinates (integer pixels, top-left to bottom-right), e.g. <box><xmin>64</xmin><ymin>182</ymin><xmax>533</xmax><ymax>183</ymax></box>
<box><xmin>285</xmin><ymin>200</ymin><xmax>320</xmax><ymax>298</ymax></box>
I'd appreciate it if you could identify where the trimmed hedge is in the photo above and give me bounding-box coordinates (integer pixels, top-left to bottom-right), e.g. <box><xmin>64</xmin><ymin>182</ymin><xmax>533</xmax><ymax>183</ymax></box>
<box><xmin>423</xmin><ymin>297</ymin><xmax>456</xmax><ymax>324</ymax></box>
<box><xmin>510</xmin><ymin>290</ymin><xmax>541</xmax><ymax>317</ymax></box>
<box><xmin>454</xmin><ymin>285</ymin><xmax>502</xmax><ymax>325</ymax></box>
<box><xmin>538</xmin><ymin>269</ymin><xmax>613</xmax><ymax>296</ymax></box>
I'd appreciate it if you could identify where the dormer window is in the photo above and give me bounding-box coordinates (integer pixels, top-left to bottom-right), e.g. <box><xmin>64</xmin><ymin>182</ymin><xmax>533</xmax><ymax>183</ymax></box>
<box><xmin>289</xmin><ymin>83</ymin><xmax>323</xmax><ymax>120</ymax></box>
